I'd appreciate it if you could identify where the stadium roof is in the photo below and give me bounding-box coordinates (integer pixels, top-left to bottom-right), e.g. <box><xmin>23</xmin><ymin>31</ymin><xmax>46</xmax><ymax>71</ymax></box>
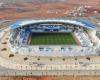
<box><xmin>10</xmin><ymin>20</ymin><xmax>96</xmax><ymax>30</ymax></box>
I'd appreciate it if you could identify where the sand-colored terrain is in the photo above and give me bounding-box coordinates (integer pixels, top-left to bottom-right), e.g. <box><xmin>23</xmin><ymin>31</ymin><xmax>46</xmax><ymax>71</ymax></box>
<box><xmin>0</xmin><ymin>0</ymin><xmax>99</xmax><ymax>20</ymax></box>
<box><xmin>0</xmin><ymin>3</ymin><xmax>76</xmax><ymax>20</ymax></box>
<box><xmin>0</xmin><ymin>76</ymin><xmax>100</xmax><ymax>80</ymax></box>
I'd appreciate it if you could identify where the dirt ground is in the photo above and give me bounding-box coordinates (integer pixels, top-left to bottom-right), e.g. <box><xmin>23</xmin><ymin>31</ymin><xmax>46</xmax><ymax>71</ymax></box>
<box><xmin>0</xmin><ymin>0</ymin><xmax>100</xmax><ymax>20</ymax></box>
<box><xmin>0</xmin><ymin>3</ymin><xmax>76</xmax><ymax>20</ymax></box>
<box><xmin>0</xmin><ymin>76</ymin><xmax>100</xmax><ymax>80</ymax></box>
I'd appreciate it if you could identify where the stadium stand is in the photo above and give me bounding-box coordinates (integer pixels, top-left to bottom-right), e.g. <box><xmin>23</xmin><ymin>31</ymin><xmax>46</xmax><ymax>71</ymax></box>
<box><xmin>7</xmin><ymin>20</ymin><xmax>100</xmax><ymax>56</ymax></box>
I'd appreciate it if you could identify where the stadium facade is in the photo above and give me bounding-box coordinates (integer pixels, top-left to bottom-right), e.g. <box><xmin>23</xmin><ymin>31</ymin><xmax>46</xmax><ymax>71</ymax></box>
<box><xmin>8</xmin><ymin>19</ymin><xmax>100</xmax><ymax>56</ymax></box>
<box><xmin>1</xmin><ymin>19</ymin><xmax>100</xmax><ymax>75</ymax></box>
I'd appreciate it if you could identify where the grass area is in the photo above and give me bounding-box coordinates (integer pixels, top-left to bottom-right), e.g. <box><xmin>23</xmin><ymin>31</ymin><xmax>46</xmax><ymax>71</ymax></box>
<box><xmin>31</xmin><ymin>33</ymin><xmax>77</xmax><ymax>45</ymax></box>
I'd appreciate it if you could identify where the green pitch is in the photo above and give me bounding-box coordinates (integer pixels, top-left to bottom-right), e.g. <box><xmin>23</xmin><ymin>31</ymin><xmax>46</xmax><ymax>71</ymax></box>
<box><xmin>31</xmin><ymin>33</ymin><xmax>77</xmax><ymax>45</ymax></box>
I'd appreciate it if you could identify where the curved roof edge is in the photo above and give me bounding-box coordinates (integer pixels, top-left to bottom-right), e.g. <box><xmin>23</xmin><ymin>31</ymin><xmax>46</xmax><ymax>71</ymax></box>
<box><xmin>10</xmin><ymin>19</ymin><xmax>96</xmax><ymax>30</ymax></box>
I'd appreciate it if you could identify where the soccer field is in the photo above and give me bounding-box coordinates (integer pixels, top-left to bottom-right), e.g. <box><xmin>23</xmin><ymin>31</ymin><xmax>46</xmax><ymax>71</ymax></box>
<box><xmin>31</xmin><ymin>33</ymin><xmax>77</xmax><ymax>45</ymax></box>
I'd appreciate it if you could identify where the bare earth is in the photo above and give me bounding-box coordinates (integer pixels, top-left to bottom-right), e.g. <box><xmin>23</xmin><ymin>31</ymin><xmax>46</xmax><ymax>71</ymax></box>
<box><xmin>0</xmin><ymin>76</ymin><xmax>100</xmax><ymax>80</ymax></box>
<box><xmin>0</xmin><ymin>0</ymin><xmax>99</xmax><ymax>20</ymax></box>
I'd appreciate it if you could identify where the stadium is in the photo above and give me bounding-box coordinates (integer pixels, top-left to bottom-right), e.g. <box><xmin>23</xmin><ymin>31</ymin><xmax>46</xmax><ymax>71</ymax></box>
<box><xmin>0</xmin><ymin>19</ymin><xmax>100</xmax><ymax>75</ymax></box>
<box><xmin>8</xmin><ymin>19</ymin><xmax>100</xmax><ymax>56</ymax></box>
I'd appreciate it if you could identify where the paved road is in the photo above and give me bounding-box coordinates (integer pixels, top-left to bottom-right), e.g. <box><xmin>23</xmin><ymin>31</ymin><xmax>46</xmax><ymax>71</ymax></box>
<box><xmin>0</xmin><ymin>69</ymin><xmax>100</xmax><ymax>76</ymax></box>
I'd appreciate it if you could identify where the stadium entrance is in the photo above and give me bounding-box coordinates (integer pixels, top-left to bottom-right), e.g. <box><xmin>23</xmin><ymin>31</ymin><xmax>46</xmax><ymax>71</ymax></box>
<box><xmin>44</xmin><ymin>29</ymin><xmax>58</xmax><ymax>32</ymax></box>
<box><xmin>40</xmin><ymin>24</ymin><xmax>60</xmax><ymax>32</ymax></box>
